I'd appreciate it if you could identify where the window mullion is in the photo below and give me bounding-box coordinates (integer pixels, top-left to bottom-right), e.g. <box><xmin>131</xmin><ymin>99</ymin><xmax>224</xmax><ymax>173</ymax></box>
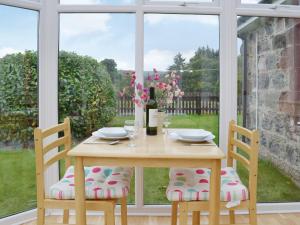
<box><xmin>219</xmin><ymin>0</ymin><xmax>238</xmax><ymax>167</ymax></box>
<box><xmin>135</xmin><ymin>0</ymin><xmax>145</xmax><ymax>209</ymax></box>
<box><xmin>39</xmin><ymin>0</ymin><xmax>60</xmax><ymax>195</ymax></box>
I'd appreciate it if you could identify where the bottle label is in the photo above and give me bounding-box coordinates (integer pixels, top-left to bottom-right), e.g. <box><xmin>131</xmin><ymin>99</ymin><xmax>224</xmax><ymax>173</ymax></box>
<box><xmin>149</xmin><ymin>109</ymin><xmax>158</xmax><ymax>127</ymax></box>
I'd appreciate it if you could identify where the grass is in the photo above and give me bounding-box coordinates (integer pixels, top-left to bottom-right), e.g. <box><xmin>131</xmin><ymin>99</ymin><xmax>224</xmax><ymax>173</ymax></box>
<box><xmin>0</xmin><ymin>150</ymin><xmax>36</xmax><ymax>218</ymax></box>
<box><xmin>1</xmin><ymin>114</ymin><xmax>300</xmax><ymax>217</ymax></box>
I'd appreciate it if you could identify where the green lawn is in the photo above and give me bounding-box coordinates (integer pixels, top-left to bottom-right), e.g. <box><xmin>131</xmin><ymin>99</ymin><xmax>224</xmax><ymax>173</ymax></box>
<box><xmin>1</xmin><ymin>114</ymin><xmax>300</xmax><ymax>218</ymax></box>
<box><xmin>0</xmin><ymin>150</ymin><xmax>36</xmax><ymax>218</ymax></box>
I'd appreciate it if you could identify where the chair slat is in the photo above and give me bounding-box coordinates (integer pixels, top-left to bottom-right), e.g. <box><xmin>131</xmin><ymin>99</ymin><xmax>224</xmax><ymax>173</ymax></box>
<box><xmin>232</xmin><ymin>125</ymin><xmax>253</xmax><ymax>139</ymax></box>
<box><xmin>44</xmin><ymin>150</ymin><xmax>68</xmax><ymax>170</ymax></box>
<box><xmin>43</xmin><ymin>136</ymin><xmax>68</xmax><ymax>154</ymax></box>
<box><xmin>232</xmin><ymin>139</ymin><xmax>251</xmax><ymax>156</ymax></box>
<box><xmin>230</xmin><ymin>151</ymin><xmax>250</xmax><ymax>171</ymax></box>
<box><xmin>42</xmin><ymin>123</ymin><xmax>67</xmax><ymax>139</ymax></box>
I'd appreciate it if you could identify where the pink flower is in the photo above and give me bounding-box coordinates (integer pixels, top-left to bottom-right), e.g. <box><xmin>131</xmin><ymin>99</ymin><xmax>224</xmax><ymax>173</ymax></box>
<box><xmin>147</xmin><ymin>74</ymin><xmax>153</xmax><ymax>81</ymax></box>
<box><xmin>179</xmin><ymin>91</ymin><xmax>184</xmax><ymax>97</ymax></box>
<box><xmin>172</xmin><ymin>80</ymin><xmax>177</xmax><ymax>86</ymax></box>
<box><xmin>136</xmin><ymin>99</ymin><xmax>142</xmax><ymax>107</ymax></box>
<box><xmin>118</xmin><ymin>91</ymin><xmax>124</xmax><ymax>97</ymax></box>
<box><xmin>130</xmin><ymin>80</ymin><xmax>135</xmax><ymax>87</ymax></box>
<box><xmin>136</xmin><ymin>83</ymin><xmax>143</xmax><ymax>91</ymax></box>
<box><xmin>157</xmin><ymin>82</ymin><xmax>167</xmax><ymax>90</ymax></box>
<box><xmin>131</xmin><ymin>72</ymin><xmax>136</xmax><ymax>80</ymax></box>
<box><xmin>154</xmin><ymin>73</ymin><xmax>160</xmax><ymax>81</ymax></box>
<box><xmin>140</xmin><ymin>93</ymin><xmax>148</xmax><ymax>101</ymax></box>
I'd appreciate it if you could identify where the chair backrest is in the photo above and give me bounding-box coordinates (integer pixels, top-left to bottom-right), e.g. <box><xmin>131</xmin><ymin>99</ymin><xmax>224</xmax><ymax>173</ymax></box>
<box><xmin>227</xmin><ymin>120</ymin><xmax>259</xmax><ymax>200</ymax></box>
<box><xmin>34</xmin><ymin>117</ymin><xmax>72</xmax><ymax>198</ymax></box>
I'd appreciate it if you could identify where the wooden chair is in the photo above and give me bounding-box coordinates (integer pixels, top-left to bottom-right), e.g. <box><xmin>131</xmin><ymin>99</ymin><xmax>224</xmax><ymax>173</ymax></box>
<box><xmin>167</xmin><ymin>120</ymin><xmax>259</xmax><ymax>225</ymax></box>
<box><xmin>34</xmin><ymin>117</ymin><xmax>131</xmax><ymax>225</ymax></box>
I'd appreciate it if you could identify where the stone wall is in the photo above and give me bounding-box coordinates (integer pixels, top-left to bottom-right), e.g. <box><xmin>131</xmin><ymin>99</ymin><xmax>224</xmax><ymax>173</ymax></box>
<box><xmin>239</xmin><ymin>17</ymin><xmax>300</xmax><ymax>187</ymax></box>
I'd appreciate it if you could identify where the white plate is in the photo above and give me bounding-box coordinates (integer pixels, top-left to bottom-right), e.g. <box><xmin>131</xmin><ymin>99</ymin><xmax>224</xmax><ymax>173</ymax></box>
<box><xmin>92</xmin><ymin>131</ymin><xmax>129</xmax><ymax>140</ymax></box>
<box><xmin>97</xmin><ymin>127</ymin><xmax>128</xmax><ymax>138</ymax></box>
<box><xmin>175</xmin><ymin>129</ymin><xmax>213</xmax><ymax>141</ymax></box>
<box><xmin>169</xmin><ymin>132</ymin><xmax>215</xmax><ymax>143</ymax></box>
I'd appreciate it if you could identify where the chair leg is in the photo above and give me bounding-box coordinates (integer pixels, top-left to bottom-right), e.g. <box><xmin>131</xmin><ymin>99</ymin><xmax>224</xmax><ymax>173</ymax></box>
<box><xmin>121</xmin><ymin>197</ymin><xmax>128</xmax><ymax>225</ymax></box>
<box><xmin>178</xmin><ymin>202</ymin><xmax>188</xmax><ymax>225</ymax></box>
<box><xmin>229</xmin><ymin>210</ymin><xmax>235</xmax><ymax>224</ymax></box>
<box><xmin>105</xmin><ymin>202</ymin><xmax>116</xmax><ymax>225</ymax></box>
<box><xmin>171</xmin><ymin>202</ymin><xmax>178</xmax><ymax>225</ymax></box>
<box><xmin>37</xmin><ymin>207</ymin><xmax>45</xmax><ymax>225</ymax></box>
<box><xmin>192</xmin><ymin>211</ymin><xmax>200</xmax><ymax>225</ymax></box>
<box><xmin>249</xmin><ymin>208</ymin><xmax>257</xmax><ymax>225</ymax></box>
<box><xmin>63</xmin><ymin>209</ymin><xmax>69</xmax><ymax>224</ymax></box>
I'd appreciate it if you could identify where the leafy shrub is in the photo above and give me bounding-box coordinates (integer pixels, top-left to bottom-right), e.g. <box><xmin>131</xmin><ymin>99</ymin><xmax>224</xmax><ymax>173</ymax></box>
<box><xmin>0</xmin><ymin>51</ymin><xmax>116</xmax><ymax>147</ymax></box>
<box><xmin>58</xmin><ymin>51</ymin><xmax>116</xmax><ymax>140</ymax></box>
<box><xmin>0</xmin><ymin>51</ymin><xmax>38</xmax><ymax>148</ymax></box>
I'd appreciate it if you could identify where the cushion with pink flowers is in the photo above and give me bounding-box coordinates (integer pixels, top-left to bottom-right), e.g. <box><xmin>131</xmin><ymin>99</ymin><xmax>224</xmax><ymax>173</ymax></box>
<box><xmin>49</xmin><ymin>166</ymin><xmax>133</xmax><ymax>200</ymax></box>
<box><xmin>166</xmin><ymin>167</ymin><xmax>248</xmax><ymax>202</ymax></box>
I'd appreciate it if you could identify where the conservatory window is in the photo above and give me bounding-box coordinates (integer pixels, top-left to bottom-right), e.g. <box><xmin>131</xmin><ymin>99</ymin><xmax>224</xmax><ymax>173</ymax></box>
<box><xmin>237</xmin><ymin>15</ymin><xmax>300</xmax><ymax>202</ymax></box>
<box><xmin>0</xmin><ymin>4</ymin><xmax>39</xmax><ymax>218</ymax></box>
<box><xmin>143</xmin><ymin>13</ymin><xmax>220</xmax><ymax>204</ymax></box>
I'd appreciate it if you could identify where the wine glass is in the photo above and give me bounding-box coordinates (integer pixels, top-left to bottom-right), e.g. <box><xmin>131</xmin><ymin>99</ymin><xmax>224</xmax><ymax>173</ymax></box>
<box><xmin>163</xmin><ymin>113</ymin><xmax>171</xmax><ymax>135</ymax></box>
<box><xmin>124</xmin><ymin>120</ymin><xmax>136</xmax><ymax>147</ymax></box>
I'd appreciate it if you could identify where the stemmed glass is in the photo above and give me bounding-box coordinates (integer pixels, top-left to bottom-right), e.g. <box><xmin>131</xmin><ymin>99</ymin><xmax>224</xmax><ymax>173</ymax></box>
<box><xmin>163</xmin><ymin>113</ymin><xmax>171</xmax><ymax>135</ymax></box>
<box><xmin>124</xmin><ymin>120</ymin><xmax>136</xmax><ymax>147</ymax></box>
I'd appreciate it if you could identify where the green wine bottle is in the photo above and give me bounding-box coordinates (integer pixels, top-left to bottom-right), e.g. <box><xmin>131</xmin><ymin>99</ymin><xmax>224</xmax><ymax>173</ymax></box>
<box><xmin>146</xmin><ymin>87</ymin><xmax>158</xmax><ymax>135</ymax></box>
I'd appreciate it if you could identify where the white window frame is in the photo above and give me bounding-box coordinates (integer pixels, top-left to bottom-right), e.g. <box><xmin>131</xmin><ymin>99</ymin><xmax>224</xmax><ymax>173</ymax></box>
<box><xmin>0</xmin><ymin>0</ymin><xmax>300</xmax><ymax>223</ymax></box>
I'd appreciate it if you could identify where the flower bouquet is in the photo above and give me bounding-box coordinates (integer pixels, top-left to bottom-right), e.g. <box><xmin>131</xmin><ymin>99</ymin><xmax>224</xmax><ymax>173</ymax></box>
<box><xmin>120</xmin><ymin>68</ymin><xmax>184</xmax><ymax>110</ymax></box>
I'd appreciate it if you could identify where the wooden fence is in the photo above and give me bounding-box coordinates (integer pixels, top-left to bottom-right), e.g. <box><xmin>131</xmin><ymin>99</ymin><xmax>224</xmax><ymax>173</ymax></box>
<box><xmin>117</xmin><ymin>93</ymin><xmax>243</xmax><ymax>116</ymax></box>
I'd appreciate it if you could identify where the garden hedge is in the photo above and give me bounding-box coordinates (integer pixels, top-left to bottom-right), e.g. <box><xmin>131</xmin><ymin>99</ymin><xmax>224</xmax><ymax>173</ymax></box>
<box><xmin>0</xmin><ymin>51</ymin><xmax>116</xmax><ymax>147</ymax></box>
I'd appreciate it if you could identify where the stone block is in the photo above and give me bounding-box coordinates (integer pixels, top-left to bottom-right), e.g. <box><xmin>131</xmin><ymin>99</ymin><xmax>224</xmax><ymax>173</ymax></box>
<box><xmin>258</xmin><ymin>73</ymin><xmax>270</xmax><ymax>89</ymax></box>
<box><xmin>258</xmin><ymin>39</ymin><xmax>271</xmax><ymax>54</ymax></box>
<box><xmin>273</xmin><ymin>34</ymin><xmax>287</xmax><ymax>49</ymax></box>
<box><xmin>266</xmin><ymin>54</ymin><xmax>277</xmax><ymax>70</ymax></box>
<box><xmin>268</xmin><ymin>136</ymin><xmax>285</xmax><ymax>156</ymax></box>
<box><xmin>285</xmin><ymin>144</ymin><xmax>299</xmax><ymax>165</ymax></box>
<box><xmin>275</xmin><ymin>18</ymin><xmax>285</xmax><ymax>34</ymax></box>
<box><xmin>271</xmin><ymin>72</ymin><xmax>287</xmax><ymax>89</ymax></box>
<box><xmin>261</xmin><ymin>112</ymin><xmax>273</xmax><ymax>131</ymax></box>
<box><xmin>273</xmin><ymin>113</ymin><xmax>287</xmax><ymax>135</ymax></box>
<box><xmin>260</xmin><ymin>131</ymin><xmax>268</xmax><ymax>147</ymax></box>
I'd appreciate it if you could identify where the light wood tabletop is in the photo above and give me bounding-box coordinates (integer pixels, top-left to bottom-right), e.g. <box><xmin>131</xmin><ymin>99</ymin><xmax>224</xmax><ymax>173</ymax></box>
<box><xmin>68</xmin><ymin>130</ymin><xmax>225</xmax><ymax>160</ymax></box>
<box><xmin>68</xmin><ymin>129</ymin><xmax>225</xmax><ymax>225</ymax></box>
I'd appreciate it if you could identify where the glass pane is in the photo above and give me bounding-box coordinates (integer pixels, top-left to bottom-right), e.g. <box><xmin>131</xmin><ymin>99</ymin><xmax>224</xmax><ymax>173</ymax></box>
<box><xmin>143</xmin><ymin>14</ymin><xmax>219</xmax><ymax>204</ymax></box>
<box><xmin>59</xmin><ymin>13</ymin><xmax>135</xmax><ymax>203</ymax></box>
<box><xmin>242</xmin><ymin>0</ymin><xmax>300</xmax><ymax>5</ymax></box>
<box><xmin>238</xmin><ymin>16</ymin><xmax>300</xmax><ymax>202</ymax></box>
<box><xmin>0</xmin><ymin>5</ymin><xmax>38</xmax><ymax>218</ymax></box>
<box><xmin>60</xmin><ymin>0</ymin><xmax>135</xmax><ymax>5</ymax></box>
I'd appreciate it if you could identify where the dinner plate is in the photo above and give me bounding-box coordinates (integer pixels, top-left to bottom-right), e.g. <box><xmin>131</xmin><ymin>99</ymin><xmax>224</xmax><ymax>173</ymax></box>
<box><xmin>169</xmin><ymin>132</ymin><xmax>215</xmax><ymax>143</ymax></box>
<box><xmin>97</xmin><ymin>127</ymin><xmax>128</xmax><ymax>138</ymax></box>
<box><xmin>177</xmin><ymin>135</ymin><xmax>215</xmax><ymax>143</ymax></box>
<box><xmin>92</xmin><ymin>130</ymin><xmax>129</xmax><ymax>140</ymax></box>
<box><xmin>176</xmin><ymin>129</ymin><xmax>212</xmax><ymax>141</ymax></box>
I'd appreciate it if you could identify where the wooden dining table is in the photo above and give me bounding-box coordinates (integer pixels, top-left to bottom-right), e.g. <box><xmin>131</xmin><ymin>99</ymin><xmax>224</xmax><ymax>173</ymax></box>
<box><xmin>67</xmin><ymin>129</ymin><xmax>225</xmax><ymax>225</ymax></box>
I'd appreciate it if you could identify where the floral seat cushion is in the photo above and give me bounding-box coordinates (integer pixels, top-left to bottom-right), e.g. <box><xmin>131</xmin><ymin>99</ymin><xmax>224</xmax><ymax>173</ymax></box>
<box><xmin>166</xmin><ymin>167</ymin><xmax>248</xmax><ymax>202</ymax></box>
<box><xmin>49</xmin><ymin>166</ymin><xmax>133</xmax><ymax>200</ymax></box>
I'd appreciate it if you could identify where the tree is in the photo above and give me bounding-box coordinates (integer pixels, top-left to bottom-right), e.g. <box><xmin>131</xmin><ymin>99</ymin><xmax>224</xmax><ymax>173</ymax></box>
<box><xmin>181</xmin><ymin>46</ymin><xmax>219</xmax><ymax>95</ymax></box>
<box><xmin>168</xmin><ymin>53</ymin><xmax>186</xmax><ymax>72</ymax></box>
<box><xmin>101</xmin><ymin>59</ymin><xmax>118</xmax><ymax>83</ymax></box>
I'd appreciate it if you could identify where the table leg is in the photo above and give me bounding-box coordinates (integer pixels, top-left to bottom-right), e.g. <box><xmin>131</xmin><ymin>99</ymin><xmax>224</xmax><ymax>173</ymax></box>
<box><xmin>208</xmin><ymin>159</ymin><xmax>221</xmax><ymax>225</ymax></box>
<box><xmin>75</xmin><ymin>157</ymin><xmax>86</xmax><ymax>225</ymax></box>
